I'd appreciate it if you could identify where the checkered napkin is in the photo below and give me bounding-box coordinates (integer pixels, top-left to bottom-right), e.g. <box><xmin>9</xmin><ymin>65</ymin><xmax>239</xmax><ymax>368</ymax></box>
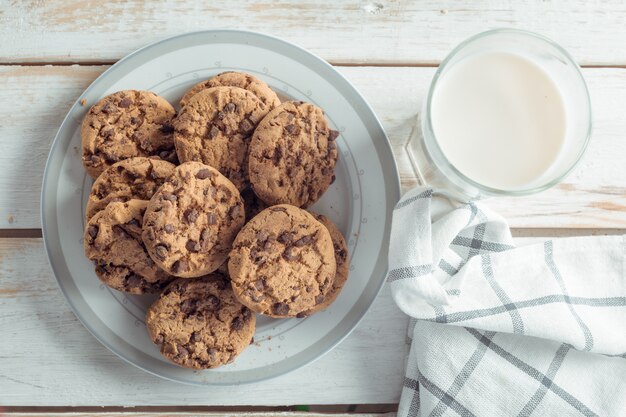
<box><xmin>388</xmin><ymin>187</ymin><xmax>626</xmax><ymax>416</ymax></box>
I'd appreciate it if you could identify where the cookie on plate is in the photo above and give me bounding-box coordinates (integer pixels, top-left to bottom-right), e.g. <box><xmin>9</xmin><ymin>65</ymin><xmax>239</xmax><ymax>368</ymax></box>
<box><xmin>228</xmin><ymin>204</ymin><xmax>336</xmax><ymax>318</ymax></box>
<box><xmin>303</xmin><ymin>214</ymin><xmax>350</xmax><ymax>315</ymax></box>
<box><xmin>85</xmin><ymin>157</ymin><xmax>176</xmax><ymax>221</ymax></box>
<box><xmin>179</xmin><ymin>71</ymin><xmax>281</xmax><ymax>109</ymax></box>
<box><xmin>83</xmin><ymin>200</ymin><xmax>174</xmax><ymax>294</ymax></box>
<box><xmin>81</xmin><ymin>90</ymin><xmax>177</xmax><ymax>178</ymax></box>
<box><xmin>248</xmin><ymin>101</ymin><xmax>339</xmax><ymax>208</ymax></box>
<box><xmin>146</xmin><ymin>274</ymin><xmax>256</xmax><ymax>369</ymax></box>
<box><xmin>174</xmin><ymin>87</ymin><xmax>271</xmax><ymax>190</ymax></box>
<box><xmin>142</xmin><ymin>162</ymin><xmax>245</xmax><ymax>278</ymax></box>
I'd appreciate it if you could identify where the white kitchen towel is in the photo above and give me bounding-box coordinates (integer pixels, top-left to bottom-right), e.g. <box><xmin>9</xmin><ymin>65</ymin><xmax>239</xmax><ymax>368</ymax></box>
<box><xmin>388</xmin><ymin>187</ymin><xmax>626</xmax><ymax>416</ymax></box>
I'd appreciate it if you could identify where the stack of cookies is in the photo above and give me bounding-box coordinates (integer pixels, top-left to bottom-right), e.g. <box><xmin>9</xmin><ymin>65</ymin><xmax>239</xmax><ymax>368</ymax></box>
<box><xmin>80</xmin><ymin>72</ymin><xmax>349</xmax><ymax>369</ymax></box>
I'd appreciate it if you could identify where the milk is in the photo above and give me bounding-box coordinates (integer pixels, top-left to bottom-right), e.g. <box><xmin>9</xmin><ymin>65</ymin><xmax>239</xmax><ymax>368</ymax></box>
<box><xmin>430</xmin><ymin>52</ymin><xmax>567</xmax><ymax>190</ymax></box>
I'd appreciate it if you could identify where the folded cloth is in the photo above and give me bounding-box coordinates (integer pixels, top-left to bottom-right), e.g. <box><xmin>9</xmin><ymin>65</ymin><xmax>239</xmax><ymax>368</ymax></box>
<box><xmin>388</xmin><ymin>187</ymin><xmax>626</xmax><ymax>416</ymax></box>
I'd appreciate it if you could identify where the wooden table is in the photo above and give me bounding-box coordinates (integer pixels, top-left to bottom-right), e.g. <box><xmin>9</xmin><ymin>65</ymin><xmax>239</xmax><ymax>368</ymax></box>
<box><xmin>1</xmin><ymin>1</ymin><xmax>625</xmax><ymax>415</ymax></box>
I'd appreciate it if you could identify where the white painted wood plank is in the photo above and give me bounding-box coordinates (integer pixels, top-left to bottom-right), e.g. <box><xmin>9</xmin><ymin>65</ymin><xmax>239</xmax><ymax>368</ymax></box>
<box><xmin>0</xmin><ymin>65</ymin><xmax>625</xmax><ymax>229</ymax></box>
<box><xmin>3</xmin><ymin>411</ymin><xmax>396</xmax><ymax>417</ymax></box>
<box><xmin>0</xmin><ymin>238</ymin><xmax>407</xmax><ymax>406</ymax></box>
<box><xmin>2</xmin><ymin>1</ymin><xmax>626</xmax><ymax>65</ymax></box>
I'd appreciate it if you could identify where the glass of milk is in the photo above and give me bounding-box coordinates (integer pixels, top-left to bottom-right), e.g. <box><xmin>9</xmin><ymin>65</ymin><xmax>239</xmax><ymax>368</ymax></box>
<box><xmin>407</xmin><ymin>29</ymin><xmax>591</xmax><ymax>201</ymax></box>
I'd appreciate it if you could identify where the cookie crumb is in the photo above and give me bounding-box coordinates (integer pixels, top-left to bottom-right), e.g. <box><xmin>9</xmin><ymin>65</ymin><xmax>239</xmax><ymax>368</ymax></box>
<box><xmin>440</xmin><ymin>9</ymin><xmax>448</xmax><ymax>14</ymax></box>
<box><xmin>80</xmin><ymin>98</ymin><xmax>87</xmax><ymax>106</ymax></box>
<box><xmin>7</xmin><ymin>215</ymin><xmax>15</xmax><ymax>224</ymax></box>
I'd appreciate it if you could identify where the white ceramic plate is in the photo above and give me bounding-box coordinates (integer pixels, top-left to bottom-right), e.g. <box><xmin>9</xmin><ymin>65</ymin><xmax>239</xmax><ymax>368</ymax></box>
<box><xmin>41</xmin><ymin>30</ymin><xmax>400</xmax><ymax>385</ymax></box>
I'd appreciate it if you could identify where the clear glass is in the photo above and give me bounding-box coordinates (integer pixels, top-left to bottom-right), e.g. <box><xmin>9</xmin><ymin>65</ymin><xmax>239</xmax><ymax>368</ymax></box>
<box><xmin>407</xmin><ymin>29</ymin><xmax>592</xmax><ymax>201</ymax></box>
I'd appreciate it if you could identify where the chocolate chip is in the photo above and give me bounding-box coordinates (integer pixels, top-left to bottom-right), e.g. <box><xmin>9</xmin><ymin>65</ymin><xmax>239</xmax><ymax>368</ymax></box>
<box><xmin>207</xmin><ymin>125</ymin><xmax>220</xmax><ymax>139</ymax></box>
<box><xmin>118</xmin><ymin>97</ymin><xmax>132</xmax><ymax>108</ymax></box>
<box><xmin>201</xmin><ymin>228</ymin><xmax>210</xmax><ymax>243</ymax></box>
<box><xmin>256</xmin><ymin>231</ymin><xmax>269</xmax><ymax>242</ymax></box>
<box><xmin>176</xmin><ymin>344</ymin><xmax>189</xmax><ymax>358</ymax></box>
<box><xmin>185</xmin><ymin>240</ymin><xmax>201</xmax><ymax>252</ymax></box>
<box><xmin>278</xmin><ymin>232</ymin><xmax>294</xmax><ymax>244</ymax></box>
<box><xmin>100</xmin><ymin>103</ymin><xmax>115</xmax><ymax>114</ymax></box>
<box><xmin>329</xmin><ymin>129</ymin><xmax>340</xmax><ymax>141</ymax></box>
<box><xmin>272</xmin><ymin>302</ymin><xmax>290</xmax><ymax>316</ymax></box>
<box><xmin>159</xmin><ymin>123</ymin><xmax>175</xmax><ymax>134</ymax></box>
<box><xmin>164</xmin><ymin>224</ymin><xmax>175</xmax><ymax>233</ymax></box>
<box><xmin>125</xmin><ymin>170</ymin><xmax>140</xmax><ymax>182</ymax></box>
<box><xmin>85</xmin><ymin>154</ymin><xmax>101</xmax><ymax>166</ymax></box>
<box><xmin>250</xmin><ymin>248</ymin><xmax>263</xmax><ymax>265</ymax></box>
<box><xmin>229</xmin><ymin>205</ymin><xmax>241</xmax><ymax>219</ymax></box>
<box><xmin>328</xmin><ymin>142</ymin><xmax>337</xmax><ymax>150</ymax></box>
<box><xmin>250</xmin><ymin>337</ymin><xmax>255</xmax><ymax>345</ymax></box>
<box><xmin>184</xmin><ymin>208</ymin><xmax>199</xmax><ymax>223</ymax></box>
<box><xmin>154</xmin><ymin>245</ymin><xmax>168</xmax><ymax>260</ymax></box>
<box><xmin>217</xmin><ymin>111</ymin><xmax>225</xmax><ymax>120</ymax></box>
<box><xmin>208</xmin><ymin>348</ymin><xmax>217</xmax><ymax>356</ymax></box>
<box><xmin>283</xmin><ymin>247</ymin><xmax>297</xmax><ymax>261</ymax></box>
<box><xmin>239</xmin><ymin>118</ymin><xmax>254</xmax><ymax>133</ymax></box>
<box><xmin>254</xmin><ymin>279</ymin><xmax>265</xmax><ymax>291</ymax></box>
<box><xmin>271</xmin><ymin>206</ymin><xmax>287</xmax><ymax>213</ymax></box>
<box><xmin>104</xmin><ymin>153</ymin><xmax>120</xmax><ymax>163</ymax></box>
<box><xmin>296</xmin><ymin>312</ymin><xmax>307</xmax><ymax>318</ymax></box>
<box><xmin>180</xmin><ymin>299</ymin><xmax>196</xmax><ymax>314</ymax></box>
<box><xmin>196</xmin><ymin>168</ymin><xmax>212</xmax><ymax>179</ymax></box>
<box><xmin>207</xmin><ymin>212</ymin><xmax>217</xmax><ymax>225</ymax></box>
<box><xmin>190</xmin><ymin>331</ymin><xmax>201</xmax><ymax>343</ymax></box>
<box><xmin>224</xmin><ymin>102</ymin><xmax>236</xmax><ymax>112</ymax></box>
<box><xmin>155</xmin><ymin>334</ymin><xmax>164</xmax><ymax>344</ymax></box>
<box><xmin>315</xmin><ymin>294</ymin><xmax>325</xmax><ymax>304</ymax></box>
<box><xmin>87</xmin><ymin>225</ymin><xmax>99</xmax><ymax>241</ymax></box>
<box><xmin>284</xmin><ymin>124</ymin><xmax>299</xmax><ymax>135</ymax></box>
<box><xmin>287</xmin><ymin>113</ymin><xmax>295</xmax><ymax>121</ymax></box>
<box><xmin>102</xmin><ymin>128</ymin><xmax>114</xmax><ymax>139</ymax></box>
<box><xmin>330</xmin><ymin>175</ymin><xmax>336</xmax><ymax>184</ymax></box>
<box><xmin>272</xmin><ymin>146</ymin><xmax>282</xmax><ymax>165</ymax></box>
<box><xmin>162</xmin><ymin>193</ymin><xmax>177</xmax><ymax>202</ymax></box>
<box><xmin>130</xmin><ymin>116</ymin><xmax>140</xmax><ymax>125</ymax></box>
<box><xmin>206</xmin><ymin>295</ymin><xmax>220</xmax><ymax>311</ymax></box>
<box><xmin>231</xmin><ymin>317</ymin><xmax>244</xmax><ymax>331</ymax></box>
<box><xmin>125</xmin><ymin>274</ymin><xmax>142</xmax><ymax>288</ymax></box>
<box><xmin>294</xmin><ymin>235</ymin><xmax>312</xmax><ymax>247</ymax></box>
<box><xmin>172</xmin><ymin>260</ymin><xmax>187</xmax><ymax>274</ymax></box>
<box><xmin>249</xmin><ymin>291</ymin><xmax>265</xmax><ymax>302</ymax></box>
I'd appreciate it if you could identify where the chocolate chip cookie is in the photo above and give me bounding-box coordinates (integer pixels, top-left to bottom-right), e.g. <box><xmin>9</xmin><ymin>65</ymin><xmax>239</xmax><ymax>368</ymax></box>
<box><xmin>146</xmin><ymin>274</ymin><xmax>256</xmax><ymax>369</ymax></box>
<box><xmin>84</xmin><ymin>200</ymin><xmax>174</xmax><ymax>294</ymax></box>
<box><xmin>248</xmin><ymin>101</ymin><xmax>339</xmax><ymax>208</ymax></box>
<box><xmin>85</xmin><ymin>157</ymin><xmax>176</xmax><ymax>221</ymax></box>
<box><xmin>303</xmin><ymin>214</ymin><xmax>350</xmax><ymax>315</ymax></box>
<box><xmin>174</xmin><ymin>87</ymin><xmax>271</xmax><ymax>190</ymax></box>
<box><xmin>81</xmin><ymin>90</ymin><xmax>177</xmax><ymax>178</ymax></box>
<box><xmin>142</xmin><ymin>162</ymin><xmax>245</xmax><ymax>278</ymax></box>
<box><xmin>179</xmin><ymin>71</ymin><xmax>281</xmax><ymax>109</ymax></box>
<box><xmin>228</xmin><ymin>204</ymin><xmax>336</xmax><ymax>318</ymax></box>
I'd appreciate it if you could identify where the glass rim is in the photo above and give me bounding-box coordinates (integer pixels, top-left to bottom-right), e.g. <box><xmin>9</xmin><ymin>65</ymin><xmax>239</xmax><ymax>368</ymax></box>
<box><xmin>423</xmin><ymin>28</ymin><xmax>593</xmax><ymax>197</ymax></box>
